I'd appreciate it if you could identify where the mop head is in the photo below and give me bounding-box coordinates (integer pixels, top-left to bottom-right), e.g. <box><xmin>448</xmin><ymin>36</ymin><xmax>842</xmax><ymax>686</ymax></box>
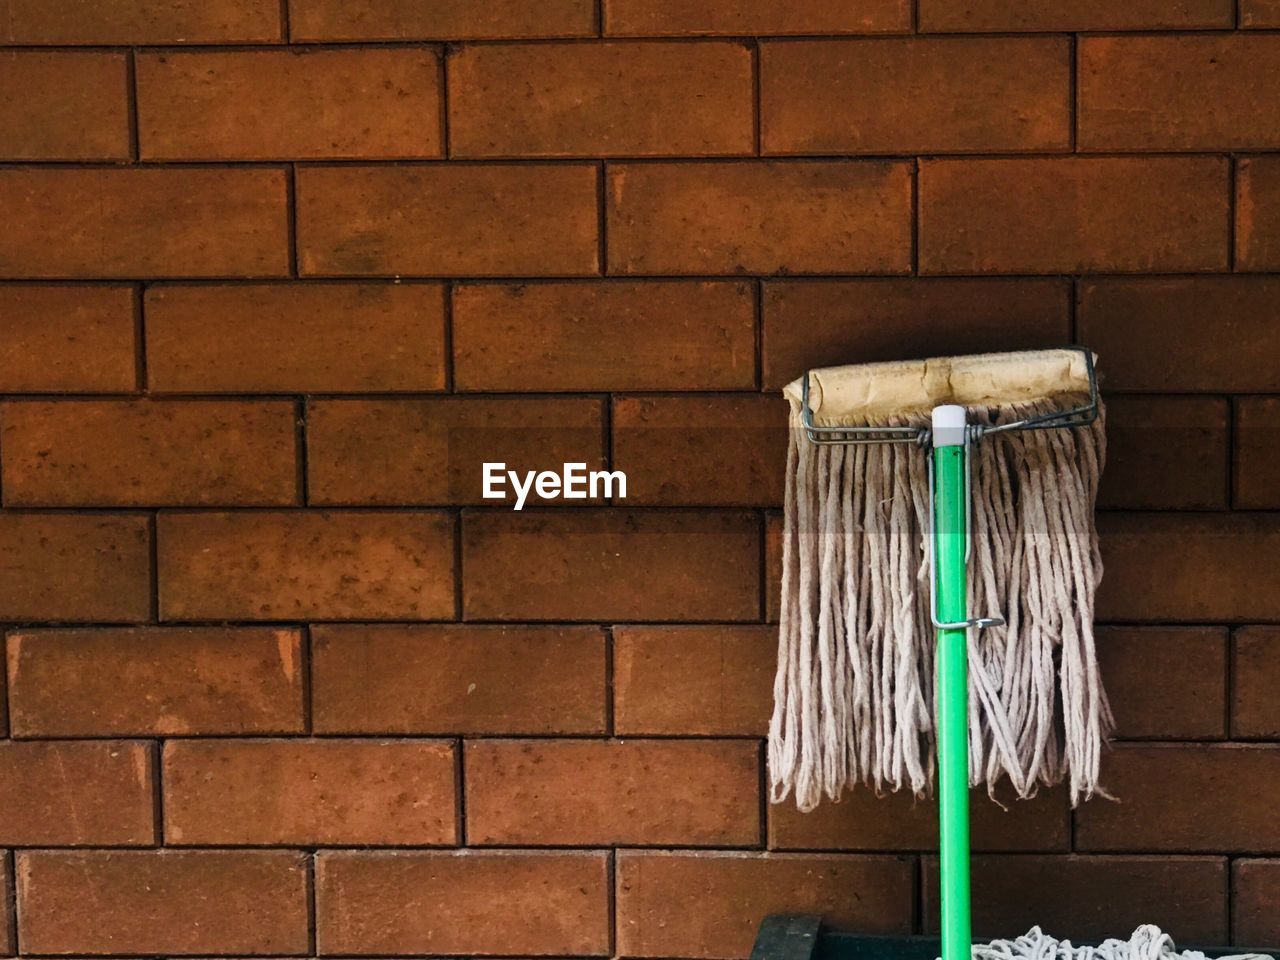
<box><xmin>771</xmin><ymin>349</ymin><xmax>1110</xmax><ymax>811</ymax></box>
<box><xmin>971</xmin><ymin>926</ymin><xmax>1271</xmax><ymax>960</ymax></box>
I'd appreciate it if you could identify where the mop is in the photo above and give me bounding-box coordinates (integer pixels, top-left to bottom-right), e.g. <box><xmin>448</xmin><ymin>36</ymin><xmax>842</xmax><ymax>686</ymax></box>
<box><xmin>767</xmin><ymin>348</ymin><xmax>1270</xmax><ymax>960</ymax></box>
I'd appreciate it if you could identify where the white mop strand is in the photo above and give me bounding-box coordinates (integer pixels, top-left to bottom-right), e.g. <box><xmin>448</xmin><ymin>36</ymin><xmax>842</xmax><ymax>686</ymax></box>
<box><xmin>967</xmin><ymin>926</ymin><xmax>1271</xmax><ymax>960</ymax></box>
<box><xmin>769</xmin><ymin>397</ymin><xmax>1112</xmax><ymax>812</ymax></box>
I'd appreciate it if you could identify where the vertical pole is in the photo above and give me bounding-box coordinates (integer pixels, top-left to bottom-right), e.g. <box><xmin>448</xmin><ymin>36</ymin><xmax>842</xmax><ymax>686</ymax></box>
<box><xmin>932</xmin><ymin>406</ymin><xmax>972</xmax><ymax>960</ymax></box>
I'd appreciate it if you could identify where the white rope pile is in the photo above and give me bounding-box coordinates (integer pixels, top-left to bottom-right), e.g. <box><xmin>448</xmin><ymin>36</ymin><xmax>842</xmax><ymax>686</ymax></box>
<box><xmin>770</xmin><ymin>396</ymin><xmax>1112</xmax><ymax>812</ymax></box>
<box><xmin>970</xmin><ymin>926</ymin><xmax>1271</xmax><ymax>960</ymax></box>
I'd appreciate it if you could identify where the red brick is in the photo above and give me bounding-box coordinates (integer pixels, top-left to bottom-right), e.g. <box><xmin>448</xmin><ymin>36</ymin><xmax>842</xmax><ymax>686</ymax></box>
<box><xmin>765</xmin><ymin>510</ymin><xmax>783</xmax><ymax>622</ymax></box>
<box><xmin>762</xmin><ymin>279</ymin><xmax>1069</xmax><ymax>392</ymax></box>
<box><xmin>138</xmin><ymin>48</ymin><xmax>440</xmax><ymax>161</ymax></box>
<box><xmin>1098</xmin><ymin>396</ymin><xmax>1228</xmax><ymax>510</ymax></box>
<box><xmin>462</xmin><ymin>509</ymin><xmax>760</xmax><ymax>621</ymax></box>
<box><xmin>1</xmin><ymin>399</ymin><xmax>298</xmax><ymax>507</ymax></box>
<box><xmin>164</xmin><ymin>738</ymin><xmax>456</xmax><ymax>845</ymax></box>
<box><xmin>0</xmin><ymin>740</ymin><xmax>154</xmax><ymax>845</ymax></box>
<box><xmin>608</xmin><ymin>161</ymin><xmax>912</xmax><ymax>275</ymax></box>
<box><xmin>919</xmin><ymin>157</ymin><xmax>1228</xmax><ymax>274</ymax></box>
<box><xmin>451</xmin><ymin>42</ymin><xmax>752</xmax><ymax>158</ymax></box>
<box><xmin>146</xmin><ymin>283</ymin><xmax>445</xmax><ymax>393</ymax></box>
<box><xmin>770</xmin><ymin>786</ymin><xmax>1069</xmax><ymax>853</ymax></box>
<box><xmin>763</xmin><ymin>38</ymin><xmax>1068</xmax><ymax>155</ymax></box>
<box><xmin>1234</xmin><ymin>859</ymin><xmax>1280</xmax><ymax>944</ymax></box>
<box><xmin>614</xmin><ymin>625</ymin><xmax>774</xmax><ymax>735</ymax></box>
<box><xmin>604</xmin><ymin>0</ymin><xmax>911</xmax><ymax>35</ymax></box>
<box><xmin>17</xmin><ymin>850</ymin><xmax>309</xmax><ymax>955</ymax></box>
<box><xmin>1237</xmin><ymin>397</ymin><xmax>1280</xmax><ymax>508</ymax></box>
<box><xmin>311</xmin><ymin>624</ymin><xmax>606</xmax><ymax>734</ymax></box>
<box><xmin>1097</xmin><ymin>513</ymin><xmax>1280</xmax><ymax>622</ymax></box>
<box><xmin>453</xmin><ymin>281</ymin><xmax>756</xmax><ymax>392</ymax></box>
<box><xmin>0</xmin><ymin>52</ymin><xmax>129</xmax><ymax>160</ymax></box>
<box><xmin>315</xmin><ymin>850</ymin><xmax>610</xmax><ymax>955</ymax></box>
<box><xmin>0</xmin><ymin>513</ymin><xmax>150</xmax><ymax>621</ymax></box>
<box><xmin>1079</xmin><ymin>278</ymin><xmax>1280</xmax><ymax>392</ymax></box>
<box><xmin>1097</xmin><ymin>627</ymin><xmax>1227</xmax><ymax>740</ymax></box>
<box><xmin>306</xmin><ymin>396</ymin><xmax>605</xmax><ymax>506</ymax></box>
<box><xmin>158</xmin><ymin>511</ymin><xmax>455</xmax><ymax>621</ymax></box>
<box><xmin>613</xmin><ymin>395</ymin><xmax>786</xmax><ymax>507</ymax></box>
<box><xmin>0</xmin><ymin>286</ymin><xmax>136</xmax><ymax>392</ymax></box>
<box><xmin>1233</xmin><ymin>626</ymin><xmax>1280</xmax><ymax>739</ymax></box>
<box><xmin>923</xmin><ymin>855</ymin><xmax>1228</xmax><ymax>943</ymax></box>
<box><xmin>1076</xmin><ymin>745</ymin><xmax>1280</xmax><ymax>852</ymax></box>
<box><xmin>1242</xmin><ymin>0</ymin><xmax>1280</xmax><ymax>26</ymax></box>
<box><xmin>0</xmin><ymin>0</ymin><xmax>282</xmax><ymax>43</ymax></box>
<box><xmin>1238</xmin><ymin>156</ymin><xmax>1280</xmax><ymax>272</ymax></box>
<box><xmin>1080</xmin><ymin>36</ymin><xmax>1280</xmax><ymax>152</ymax></box>
<box><xmin>918</xmin><ymin>0</ymin><xmax>1231</xmax><ymax>30</ymax></box>
<box><xmin>6</xmin><ymin>626</ymin><xmax>304</xmax><ymax>737</ymax></box>
<box><xmin>0</xmin><ymin>851</ymin><xmax>10</xmax><ymax>954</ymax></box>
<box><xmin>289</xmin><ymin>0</ymin><xmax>595</xmax><ymax>40</ymax></box>
<box><xmin>297</xmin><ymin>164</ymin><xmax>598</xmax><ymax>277</ymax></box>
<box><xmin>466</xmin><ymin>739</ymin><xmax>760</xmax><ymax>846</ymax></box>
<box><xmin>0</xmin><ymin>167</ymin><xmax>288</xmax><ymax>279</ymax></box>
<box><xmin>616</xmin><ymin>852</ymin><xmax>914</xmax><ymax>958</ymax></box>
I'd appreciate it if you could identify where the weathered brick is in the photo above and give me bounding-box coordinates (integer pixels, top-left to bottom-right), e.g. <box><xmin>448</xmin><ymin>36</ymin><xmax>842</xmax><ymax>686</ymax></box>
<box><xmin>0</xmin><ymin>740</ymin><xmax>154</xmax><ymax>845</ymax></box>
<box><xmin>0</xmin><ymin>0</ymin><xmax>282</xmax><ymax>43</ymax></box>
<box><xmin>1238</xmin><ymin>156</ymin><xmax>1280</xmax><ymax>272</ymax></box>
<box><xmin>1</xmin><ymin>399</ymin><xmax>298</xmax><ymax>506</ymax></box>
<box><xmin>0</xmin><ymin>851</ymin><xmax>10</xmax><ymax>954</ymax></box>
<box><xmin>1236</xmin><ymin>397</ymin><xmax>1280</xmax><ymax>508</ymax></box>
<box><xmin>158</xmin><ymin>511</ymin><xmax>455</xmax><ymax>621</ymax></box>
<box><xmin>918</xmin><ymin>0</ymin><xmax>1231</xmax><ymax>30</ymax></box>
<box><xmin>312</xmin><ymin>624</ymin><xmax>606</xmax><ymax>734</ymax></box>
<box><xmin>608</xmin><ymin>161</ymin><xmax>912</xmax><ymax>275</ymax></box>
<box><xmin>1098</xmin><ymin>396</ymin><xmax>1228</xmax><ymax>510</ymax></box>
<box><xmin>466</xmin><ymin>739</ymin><xmax>760</xmax><ymax>846</ymax></box>
<box><xmin>765</xmin><ymin>510</ymin><xmax>783</xmax><ymax>622</ymax></box>
<box><xmin>1233</xmin><ymin>626</ymin><xmax>1280</xmax><ymax>739</ymax></box>
<box><xmin>6</xmin><ymin>626</ymin><xmax>304</xmax><ymax>737</ymax></box>
<box><xmin>0</xmin><ymin>513</ymin><xmax>150</xmax><ymax>621</ymax></box>
<box><xmin>603</xmin><ymin>0</ymin><xmax>911</xmax><ymax>35</ymax></box>
<box><xmin>762</xmin><ymin>38</ymin><xmax>1069</xmax><ymax>155</ymax></box>
<box><xmin>0</xmin><ymin>167</ymin><xmax>288</xmax><ymax>279</ymax></box>
<box><xmin>0</xmin><ymin>52</ymin><xmax>129</xmax><ymax>159</ymax></box>
<box><xmin>919</xmin><ymin>157</ymin><xmax>1229</xmax><ymax>274</ymax></box>
<box><xmin>1076</xmin><ymin>745</ymin><xmax>1280</xmax><ymax>852</ymax></box>
<box><xmin>770</xmin><ymin>785</ymin><xmax>1069</xmax><ymax>853</ymax></box>
<box><xmin>923</xmin><ymin>855</ymin><xmax>1228</xmax><ymax>943</ymax></box>
<box><xmin>1234</xmin><ymin>859</ymin><xmax>1280</xmax><ymax>944</ymax></box>
<box><xmin>616</xmin><ymin>852</ymin><xmax>913</xmax><ymax>958</ymax></box>
<box><xmin>613</xmin><ymin>395</ymin><xmax>787</xmax><ymax>506</ymax></box>
<box><xmin>1097</xmin><ymin>627</ymin><xmax>1227</xmax><ymax>740</ymax></box>
<box><xmin>306</xmin><ymin>396</ymin><xmax>605</xmax><ymax>505</ymax></box>
<box><xmin>289</xmin><ymin>0</ymin><xmax>595</xmax><ymax>40</ymax></box>
<box><xmin>315</xmin><ymin>850</ymin><xmax>610</xmax><ymax>955</ymax></box>
<box><xmin>453</xmin><ymin>281</ymin><xmax>755</xmax><ymax>392</ymax></box>
<box><xmin>0</xmin><ymin>286</ymin><xmax>137</xmax><ymax>392</ymax></box>
<box><xmin>297</xmin><ymin>165</ymin><xmax>598</xmax><ymax>276</ymax></box>
<box><xmin>137</xmin><ymin>48</ymin><xmax>441</xmax><ymax>161</ymax></box>
<box><xmin>1097</xmin><ymin>513</ymin><xmax>1280</xmax><ymax>622</ymax></box>
<box><xmin>17</xmin><ymin>850</ymin><xmax>309</xmax><ymax>955</ymax></box>
<box><xmin>1079</xmin><ymin>278</ymin><xmax>1280</xmax><ymax>392</ymax></box>
<box><xmin>462</xmin><ymin>509</ymin><xmax>759</xmax><ymax>621</ymax></box>
<box><xmin>165</xmin><ymin>739</ymin><xmax>456</xmax><ymax>845</ymax></box>
<box><xmin>1242</xmin><ymin>0</ymin><xmax>1280</xmax><ymax>26</ymax></box>
<box><xmin>762</xmin><ymin>279</ymin><xmax>1069</xmax><ymax>392</ymax></box>
<box><xmin>146</xmin><ymin>283</ymin><xmax>445</xmax><ymax>393</ymax></box>
<box><xmin>1080</xmin><ymin>36</ymin><xmax>1280</xmax><ymax>151</ymax></box>
<box><xmin>614</xmin><ymin>625</ymin><xmax>774</xmax><ymax>735</ymax></box>
<box><xmin>450</xmin><ymin>42</ymin><xmax>752</xmax><ymax>157</ymax></box>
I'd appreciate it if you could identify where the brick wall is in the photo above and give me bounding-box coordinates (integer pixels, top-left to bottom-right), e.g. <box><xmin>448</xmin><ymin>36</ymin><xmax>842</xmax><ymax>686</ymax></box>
<box><xmin>0</xmin><ymin>0</ymin><xmax>1278</xmax><ymax>956</ymax></box>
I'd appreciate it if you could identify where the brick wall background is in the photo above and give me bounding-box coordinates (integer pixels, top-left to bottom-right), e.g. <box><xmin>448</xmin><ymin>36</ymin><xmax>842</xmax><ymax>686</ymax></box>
<box><xmin>0</xmin><ymin>0</ymin><xmax>1278</xmax><ymax>956</ymax></box>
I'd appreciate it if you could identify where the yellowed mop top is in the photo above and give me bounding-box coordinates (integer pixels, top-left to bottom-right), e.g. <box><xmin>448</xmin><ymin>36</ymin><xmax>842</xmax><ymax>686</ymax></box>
<box><xmin>784</xmin><ymin>347</ymin><xmax>1092</xmax><ymax>424</ymax></box>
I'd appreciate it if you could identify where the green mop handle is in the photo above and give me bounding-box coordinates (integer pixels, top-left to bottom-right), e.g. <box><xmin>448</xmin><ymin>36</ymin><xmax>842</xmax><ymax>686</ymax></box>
<box><xmin>932</xmin><ymin>405</ymin><xmax>972</xmax><ymax>960</ymax></box>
